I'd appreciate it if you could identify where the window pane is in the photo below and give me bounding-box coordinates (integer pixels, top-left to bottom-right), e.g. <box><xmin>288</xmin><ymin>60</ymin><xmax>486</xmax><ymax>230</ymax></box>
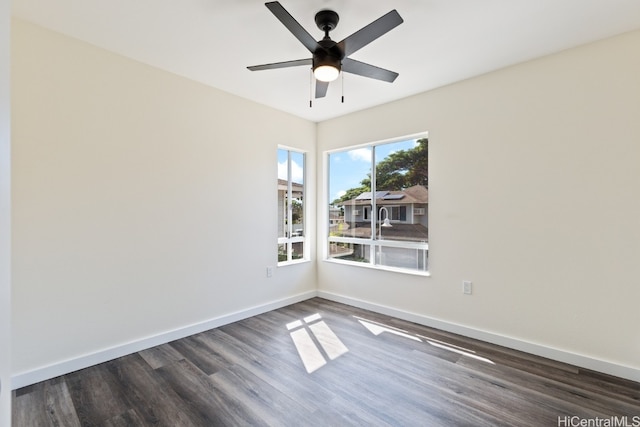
<box><xmin>329</xmin><ymin>147</ymin><xmax>372</xmax><ymax>239</ymax></box>
<box><xmin>374</xmin><ymin>139</ymin><xmax>428</xmax><ymax>243</ymax></box>
<box><xmin>292</xmin><ymin>242</ymin><xmax>304</xmax><ymax>260</ymax></box>
<box><xmin>290</xmin><ymin>151</ymin><xmax>304</xmax><ymax>238</ymax></box>
<box><xmin>328</xmin><ymin>242</ymin><xmax>371</xmax><ymax>264</ymax></box>
<box><xmin>278</xmin><ymin>149</ymin><xmax>288</xmax><ymax>239</ymax></box>
<box><xmin>376</xmin><ymin>245</ymin><xmax>428</xmax><ymax>271</ymax></box>
<box><xmin>278</xmin><ymin>244</ymin><xmax>287</xmax><ymax>262</ymax></box>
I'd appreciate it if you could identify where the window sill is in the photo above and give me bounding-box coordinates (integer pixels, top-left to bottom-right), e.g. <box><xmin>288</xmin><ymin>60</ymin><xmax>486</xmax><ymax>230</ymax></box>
<box><xmin>278</xmin><ymin>258</ymin><xmax>311</xmax><ymax>267</ymax></box>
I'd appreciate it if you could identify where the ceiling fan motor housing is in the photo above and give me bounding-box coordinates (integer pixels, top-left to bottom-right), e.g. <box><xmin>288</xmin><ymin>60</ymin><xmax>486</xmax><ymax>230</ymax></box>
<box><xmin>313</xmin><ymin>38</ymin><xmax>343</xmax><ymax>72</ymax></box>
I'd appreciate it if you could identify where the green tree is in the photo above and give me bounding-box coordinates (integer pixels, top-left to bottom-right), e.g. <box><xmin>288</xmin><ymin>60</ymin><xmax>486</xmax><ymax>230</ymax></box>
<box><xmin>291</xmin><ymin>199</ymin><xmax>303</xmax><ymax>223</ymax></box>
<box><xmin>336</xmin><ymin>185</ymin><xmax>370</xmax><ymax>205</ymax></box>
<box><xmin>332</xmin><ymin>138</ymin><xmax>428</xmax><ymax>205</ymax></box>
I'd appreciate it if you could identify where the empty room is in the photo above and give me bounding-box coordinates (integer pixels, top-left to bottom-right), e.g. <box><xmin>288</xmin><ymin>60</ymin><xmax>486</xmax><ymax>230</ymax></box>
<box><xmin>1</xmin><ymin>0</ymin><xmax>640</xmax><ymax>426</ymax></box>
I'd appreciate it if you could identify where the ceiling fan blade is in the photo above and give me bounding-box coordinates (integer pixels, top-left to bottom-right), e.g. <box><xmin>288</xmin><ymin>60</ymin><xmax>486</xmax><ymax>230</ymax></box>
<box><xmin>338</xmin><ymin>10</ymin><xmax>403</xmax><ymax>57</ymax></box>
<box><xmin>315</xmin><ymin>80</ymin><xmax>329</xmax><ymax>98</ymax></box>
<box><xmin>342</xmin><ymin>58</ymin><xmax>399</xmax><ymax>83</ymax></box>
<box><xmin>247</xmin><ymin>58</ymin><xmax>312</xmax><ymax>71</ymax></box>
<box><xmin>265</xmin><ymin>1</ymin><xmax>320</xmax><ymax>53</ymax></box>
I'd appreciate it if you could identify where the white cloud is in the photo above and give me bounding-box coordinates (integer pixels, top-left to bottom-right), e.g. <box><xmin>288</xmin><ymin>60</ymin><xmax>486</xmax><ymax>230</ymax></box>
<box><xmin>278</xmin><ymin>160</ymin><xmax>304</xmax><ymax>183</ymax></box>
<box><xmin>278</xmin><ymin>162</ymin><xmax>287</xmax><ymax>180</ymax></box>
<box><xmin>348</xmin><ymin>148</ymin><xmax>371</xmax><ymax>162</ymax></box>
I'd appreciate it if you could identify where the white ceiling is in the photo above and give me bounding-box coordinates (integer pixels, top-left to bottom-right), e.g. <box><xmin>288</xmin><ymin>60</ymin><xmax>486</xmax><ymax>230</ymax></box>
<box><xmin>12</xmin><ymin>0</ymin><xmax>640</xmax><ymax>122</ymax></box>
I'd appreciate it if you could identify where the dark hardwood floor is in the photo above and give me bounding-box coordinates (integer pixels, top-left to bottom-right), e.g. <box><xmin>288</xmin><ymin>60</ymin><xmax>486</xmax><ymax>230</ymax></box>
<box><xmin>13</xmin><ymin>298</ymin><xmax>640</xmax><ymax>426</ymax></box>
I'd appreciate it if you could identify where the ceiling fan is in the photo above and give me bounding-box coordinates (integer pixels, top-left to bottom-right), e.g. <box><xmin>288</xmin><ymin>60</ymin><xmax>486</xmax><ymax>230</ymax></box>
<box><xmin>247</xmin><ymin>1</ymin><xmax>404</xmax><ymax>100</ymax></box>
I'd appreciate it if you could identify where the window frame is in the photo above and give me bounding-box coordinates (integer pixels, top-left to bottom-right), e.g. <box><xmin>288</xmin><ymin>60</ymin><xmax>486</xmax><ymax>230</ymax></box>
<box><xmin>278</xmin><ymin>147</ymin><xmax>309</xmax><ymax>266</ymax></box>
<box><xmin>325</xmin><ymin>133</ymin><xmax>429</xmax><ymax>276</ymax></box>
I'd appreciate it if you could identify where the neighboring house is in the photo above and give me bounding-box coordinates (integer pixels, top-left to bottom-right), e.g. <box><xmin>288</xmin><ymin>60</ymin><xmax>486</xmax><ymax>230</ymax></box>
<box><xmin>334</xmin><ymin>185</ymin><xmax>428</xmax><ymax>241</ymax></box>
<box><xmin>339</xmin><ymin>185</ymin><xmax>428</xmax><ymax>226</ymax></box>
<box><xmin>328</xmin><ymin>205</ymin><xmax>344</xmax><ymax>228</ymax></box>
<box><xmin>278</xmin><ymin>179</ymin><xmax>304</xmax><ymax>237</ymax></box>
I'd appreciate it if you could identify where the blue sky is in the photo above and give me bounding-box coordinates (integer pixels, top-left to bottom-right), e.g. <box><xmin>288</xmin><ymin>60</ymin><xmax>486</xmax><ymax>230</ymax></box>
<box><xmin>329</xmin><ymin>138</ymin><xmax>417</xmax><ymax>203</ymax></box>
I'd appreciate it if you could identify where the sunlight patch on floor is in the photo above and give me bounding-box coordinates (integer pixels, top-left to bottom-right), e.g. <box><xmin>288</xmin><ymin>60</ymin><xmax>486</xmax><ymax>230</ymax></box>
<box><xmin>309</xmin><ymin>320</ymin><xmax>349</xmax><ymax>360</ymax></box>
<box><xmin>287</xmin><ymin>313</ymin><xmax>349</xmax><ymax>373</ymax></box>
<box><xmin>355</xmin><ymin>316</ymin><xmax>422</xmax><ymax>342</ymax></box>
<box><xmin>289</xmin><ymin>327</ymin><xmax>327</xmax><ymax>373</ymax></box>
<box><xmin>355</xmin><ymin>316</ymin><xmax>494</xmax><ymax>364</ymax></box>
<box><xmin>427</xmin><ymin>340</ymin><xmax>495</xmax><ymax>364</ymax></box>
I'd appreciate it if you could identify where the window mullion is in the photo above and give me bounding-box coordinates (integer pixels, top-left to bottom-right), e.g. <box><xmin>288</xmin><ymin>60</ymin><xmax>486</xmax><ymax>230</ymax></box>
<box><xmin>287</xmin><ymin>150</ymin><xmax>293</xmax><ymax>262</ymax></box>
<box><xmin>370</xmin><ymin>146</ymin><xmax>377</xmax><ymax>266</ymax></box>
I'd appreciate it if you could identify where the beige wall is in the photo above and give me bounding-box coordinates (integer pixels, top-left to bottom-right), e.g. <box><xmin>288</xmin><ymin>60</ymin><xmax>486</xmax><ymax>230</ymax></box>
<box><xmin>317</xmin><ymin>30</ymin><xmax>640</xmax><ymax>378</ymax></box>
<box><xmin>11</xmin><ymin>19</ymin><xmax>317</xmax><ymax>377</ymax></box>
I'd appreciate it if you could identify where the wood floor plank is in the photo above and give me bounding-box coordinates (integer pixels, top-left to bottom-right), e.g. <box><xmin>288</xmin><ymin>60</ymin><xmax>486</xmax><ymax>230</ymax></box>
<box><xmin>43</xmin><ymin>380</ymin><xmax>82</xmax><ymax>427</ymax></box>
<box><xmin>12</xmin><ymin>297</ymin><xmax>640</xmax><ymax>426</ymax></box>
<box><xmin>12</xmin><ymin>384</ymin><xmax>51</xmax><ymax>427</ymax></box>
<box><xmin>138</xmin><ymin>342</ymin><xmax>184</xmax><ymax>369</ymax></box>
<box><xmin>162</xmin><ymin>357</ymin><xmax>287</xmax><ymax>426</ymax></box>
<box><xmin>12</xmin><ymin>380</ymin><xmax>81</xmax><ymax>427</ymax></box>
<box><xmin>103</xmin><ymin>408</ymin><xmax>146</xmax><ymax>427</ymax></box>
<box><xmin>208</xmin><ymin>363</ymin><xmax>313</xmax><ymax>426</ymax></box>
<box><xmin>104</xmin><ymin>353</ymin><xmax>198</xmax><ymax>426</ymax></box>
<box><xmin>64</xmin><ymin>362</ymin><xmax>132</xmax><ymax>426</ymax></box>
<box><xmin>167</xmin><ymin>334</ymin><xmax>230</xmax><ymax>376</ymax></box>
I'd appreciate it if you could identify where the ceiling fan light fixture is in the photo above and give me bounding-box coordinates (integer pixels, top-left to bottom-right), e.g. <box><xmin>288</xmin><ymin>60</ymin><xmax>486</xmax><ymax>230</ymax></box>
<box><xmin>313</xmin><ymin>64</ymin><xmax>340</xmax><ymax>82</ymax></box>
<box><xmin>313</xmin><ymin>53</ymin><xmax>341</xmax><ymax>82</ymax></box>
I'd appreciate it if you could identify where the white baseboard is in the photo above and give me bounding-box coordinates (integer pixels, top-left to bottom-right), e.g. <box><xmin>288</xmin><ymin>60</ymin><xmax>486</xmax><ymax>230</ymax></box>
<box><xmin>317</xmin><ymin>290</ymin><xmax>640</xmax><ymax>383</ymax></box>
<box><xmin>11</xmin><ymin>290</ymin><xmax>317</xmax><ymax>390</ymax></box>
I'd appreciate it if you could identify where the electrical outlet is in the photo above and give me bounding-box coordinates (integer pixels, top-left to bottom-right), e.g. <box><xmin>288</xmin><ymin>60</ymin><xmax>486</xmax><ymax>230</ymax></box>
<box><xmin>266</xmin><ymin>266</ymin><xmax>273</xmax><ymax>278</ymax></box>
<box><xmin>462</xmin><ymin>281</ymin><xmax>472</xmax><ymax>295</ymax></box>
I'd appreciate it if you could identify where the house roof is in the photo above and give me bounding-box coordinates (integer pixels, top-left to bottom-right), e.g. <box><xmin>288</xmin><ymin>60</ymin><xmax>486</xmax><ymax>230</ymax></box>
<box><xmin>277</xmin><ymin>179</ymin><xmax>303</xmax><ymax>193</ymax></box>
<box><xmin>338</xmin><ymin>185</ymin><xmax>428</xmax><ymax>206</ymax></box>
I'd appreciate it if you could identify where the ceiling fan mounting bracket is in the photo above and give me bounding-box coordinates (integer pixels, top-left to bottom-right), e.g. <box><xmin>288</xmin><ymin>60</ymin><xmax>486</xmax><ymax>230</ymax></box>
<box><xmin>315</xmin><ymin>10</ymin><xmax>339</xmax><ymax>34</ymax></box>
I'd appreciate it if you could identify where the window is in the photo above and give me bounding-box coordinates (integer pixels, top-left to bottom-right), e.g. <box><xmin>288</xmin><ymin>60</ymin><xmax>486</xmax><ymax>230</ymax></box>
<box><xmin>388</xmin><ymin>206</ymin><xmax>407</xmax><ymax>221</ymax></box>
<box><xmin>278</xmin><ymin>148</ymin><xmax>306</xmax><ymax>264</ymax></box>
<box><xmin>327</xmin><ymin>136</ymin><xmax>428</xmax><ymax>274</ymax></box>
